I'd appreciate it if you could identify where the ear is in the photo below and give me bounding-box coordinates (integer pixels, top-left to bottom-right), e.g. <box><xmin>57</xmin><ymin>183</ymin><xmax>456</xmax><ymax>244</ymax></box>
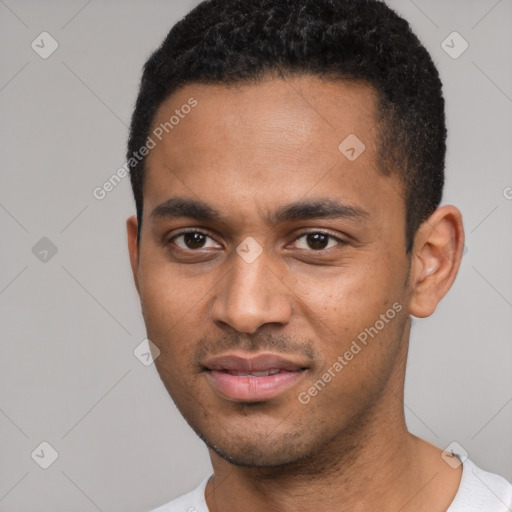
<box><xmin>126</xmin><ymin>216</ymin><xmax>141</xmax><ymax>295</ymax></box>
<box><xmin>408</xmin><ymin>205</ymin><xmax>465</xmax><ymax>318</ymax></box>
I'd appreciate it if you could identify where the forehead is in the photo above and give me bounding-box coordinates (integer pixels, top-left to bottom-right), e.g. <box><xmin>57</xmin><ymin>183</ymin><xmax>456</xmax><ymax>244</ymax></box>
<box><xmin>150</xmin><ymin>75</ymin><xmax>379</xmax><ymax>156</ymax></box>
<box><xmin>143</xmin><ymin>76</ymin><xmax>401</xmax><ymax>221</ymax></box>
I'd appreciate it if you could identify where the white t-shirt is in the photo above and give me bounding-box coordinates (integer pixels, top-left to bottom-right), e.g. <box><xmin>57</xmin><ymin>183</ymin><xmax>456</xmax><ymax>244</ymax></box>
<box><xmin>149</xmin><ymin>458</ymin><xmax>512</xmax><ymax>512</ymax></box>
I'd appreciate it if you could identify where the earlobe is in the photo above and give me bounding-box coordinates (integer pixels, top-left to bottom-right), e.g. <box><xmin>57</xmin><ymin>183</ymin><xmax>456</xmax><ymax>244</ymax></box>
<box><xmin>126</xmin><ymin>216</ymin><xmax>141</xmax><ymax>295</ymax></box>
<box><xmin>408</xmin><ymin>205</ymin><xmax>465</xmax><ymax>318</ymax></box>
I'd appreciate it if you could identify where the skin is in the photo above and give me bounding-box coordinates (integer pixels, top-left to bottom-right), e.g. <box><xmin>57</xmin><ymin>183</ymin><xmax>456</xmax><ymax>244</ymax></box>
<box><xmin>127</xmin><ymin>75</ymin><xmax>465</xmax><ymax>512</ymax></box>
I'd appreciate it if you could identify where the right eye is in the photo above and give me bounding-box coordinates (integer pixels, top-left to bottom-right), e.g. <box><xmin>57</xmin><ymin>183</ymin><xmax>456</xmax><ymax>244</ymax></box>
<box><xmin>168</xmin><ymin>230</ymin><xmax>221</xmax><ymax>251</ymax></box>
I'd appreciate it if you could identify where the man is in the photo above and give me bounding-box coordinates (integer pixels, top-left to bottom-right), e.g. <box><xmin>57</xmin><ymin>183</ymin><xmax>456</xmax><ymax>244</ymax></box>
<box><xmin>126</xmin><ymin>0</ymin><xmax>512</xmax><ymax>510</ymax></box>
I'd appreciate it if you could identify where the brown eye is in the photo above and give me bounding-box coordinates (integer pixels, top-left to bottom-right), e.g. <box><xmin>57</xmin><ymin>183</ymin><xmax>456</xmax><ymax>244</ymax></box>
<box><xmin>170</xmin><ymin>231</ymin><xmax>218</xmax><ymax>250</ymax></box>
<box><xmin>293</xmin><ymin>232</ymin><xmax>343</xmax><ymax>251</ymax></box>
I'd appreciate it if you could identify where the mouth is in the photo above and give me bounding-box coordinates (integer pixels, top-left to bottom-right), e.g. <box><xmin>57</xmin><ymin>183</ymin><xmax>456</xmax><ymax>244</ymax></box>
<box><xmin>202</xmin><ymin>352</ymin><xmax>309</xmax><ymax>402</ymax></box>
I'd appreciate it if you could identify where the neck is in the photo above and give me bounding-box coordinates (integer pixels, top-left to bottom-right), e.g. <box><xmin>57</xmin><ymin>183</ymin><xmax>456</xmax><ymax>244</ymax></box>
<box><xmin>208</xmin><ymin>417</ymin><xmax>416</xmax><ymax>512</ymax></box>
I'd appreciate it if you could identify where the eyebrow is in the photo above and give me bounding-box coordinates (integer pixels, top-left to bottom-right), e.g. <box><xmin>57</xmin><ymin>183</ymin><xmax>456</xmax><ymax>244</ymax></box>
<box><xmin>150</xmin><ymin>196</ymin><xmax>369</xmax><ymax>224</ymax></box>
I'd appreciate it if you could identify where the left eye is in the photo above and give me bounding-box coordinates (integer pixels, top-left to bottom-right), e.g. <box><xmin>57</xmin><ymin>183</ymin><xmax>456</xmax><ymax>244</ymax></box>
<box><xmin>293</xmin><ymin>232</ymin><xmax>343</xmax><ymax>251</ymax></box>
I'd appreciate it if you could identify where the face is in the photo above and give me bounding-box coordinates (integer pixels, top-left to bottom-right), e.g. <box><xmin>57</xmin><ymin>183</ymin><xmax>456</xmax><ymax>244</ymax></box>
<box><xmin>128</xmin><ymin>76</ymin><xmax>414</xmax><ymax>467</ymax></box>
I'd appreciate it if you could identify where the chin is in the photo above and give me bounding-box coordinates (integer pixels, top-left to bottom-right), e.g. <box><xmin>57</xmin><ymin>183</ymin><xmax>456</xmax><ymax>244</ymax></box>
<box><xmin>196</xmin><ymin>426</ymin><xmax>318</xmax><ymax>468</ymax></box>
<box><xmin>208</xmin><ymin>441</ymin><xmax>309</xmax><ymax>468</ymax></box>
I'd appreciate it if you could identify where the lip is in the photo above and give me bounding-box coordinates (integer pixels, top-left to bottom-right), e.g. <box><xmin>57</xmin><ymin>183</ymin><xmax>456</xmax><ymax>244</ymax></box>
<box><xmin>203</xmin><ymin>352</ymin><xmax>309</xmax><ymax>402</ymax></box>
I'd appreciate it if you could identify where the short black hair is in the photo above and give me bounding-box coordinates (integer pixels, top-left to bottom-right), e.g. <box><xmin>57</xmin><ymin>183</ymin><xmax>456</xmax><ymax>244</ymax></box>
<box><xmin>127</xmin><ymin>0</ymin><xmax>446</xmax><ymax>252</ymax></box>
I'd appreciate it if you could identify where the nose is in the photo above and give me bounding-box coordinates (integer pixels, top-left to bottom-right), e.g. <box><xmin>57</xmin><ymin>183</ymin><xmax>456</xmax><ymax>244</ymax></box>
<box><xmin>209</xmin><ymin>255</ymin><xmax>293</xmax><ymax>334</ymax></box>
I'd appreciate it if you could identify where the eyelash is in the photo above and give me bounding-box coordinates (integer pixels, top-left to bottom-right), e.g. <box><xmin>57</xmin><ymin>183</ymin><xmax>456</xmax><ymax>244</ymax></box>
<box><xmin>167</xmin><ymin>229</ymin><xmax>346</xmax><ymax>252</ymax></box>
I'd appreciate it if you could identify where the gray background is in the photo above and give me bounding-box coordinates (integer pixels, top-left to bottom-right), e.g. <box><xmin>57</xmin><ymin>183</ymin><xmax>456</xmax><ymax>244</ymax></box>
<box><xmin>0</xmin><ymin>0</ymin><xmax>511</xmax><ymax>510</ymax></box>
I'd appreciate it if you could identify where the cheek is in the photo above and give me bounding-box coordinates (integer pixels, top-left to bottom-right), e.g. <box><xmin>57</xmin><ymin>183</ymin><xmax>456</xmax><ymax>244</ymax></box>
<box><xmin>140</xmin><ymin>249</ymin><xmax>194</xmax><ymax>315</ymax></box>
<box><xmin>139</xmin><ymin>265</ymin><xmax>191</xmax><ymax>352</ymax></box>
<box><xmin>294</xmin><ymin>258</ymin><xmax>398</xmax><ymax>328</ymax></box>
